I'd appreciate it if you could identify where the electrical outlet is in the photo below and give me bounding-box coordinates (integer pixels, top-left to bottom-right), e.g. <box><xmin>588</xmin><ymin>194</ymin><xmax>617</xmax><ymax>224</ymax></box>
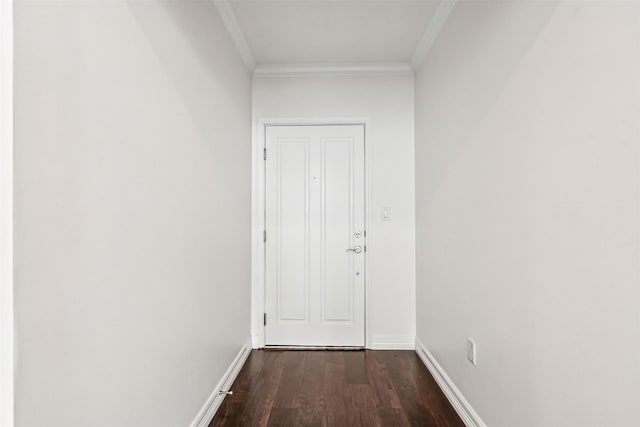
<box><xmin>467</xmin><ymin>338</ymin><xmax>477</xmax><ymax>365</ymax></box>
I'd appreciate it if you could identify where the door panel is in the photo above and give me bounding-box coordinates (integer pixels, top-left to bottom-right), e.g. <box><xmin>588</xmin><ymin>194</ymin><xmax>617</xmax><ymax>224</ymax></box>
<box><xmin>277</xmin><ymin>139</ymin><xmax>308</xmax><ymax>322</ymax></box>
<box><xmin>323</xmin><ymin>139</ymin><xmax>354</xmax><ymax>323</ymax></box>
<box><xmin>265</xmin><ymin>125</ymin><xmax>365</xmax><ymax>346</ymax></box>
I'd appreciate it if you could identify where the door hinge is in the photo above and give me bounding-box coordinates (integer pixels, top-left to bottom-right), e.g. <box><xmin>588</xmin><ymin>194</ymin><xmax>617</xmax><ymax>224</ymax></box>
<box><xmin>263</xmin><ymin>230</ymin><xmax>267</xmax><ymax>242</ymax></box>
<box><xmin>263</xmin><ymin>148</ymin><xmax>267</xmax><ymax>161</ymax></box>
<box><xmin>263</xmin><ymin>313</ymin><xmax>267</xmax><ymax>326</ymax></box>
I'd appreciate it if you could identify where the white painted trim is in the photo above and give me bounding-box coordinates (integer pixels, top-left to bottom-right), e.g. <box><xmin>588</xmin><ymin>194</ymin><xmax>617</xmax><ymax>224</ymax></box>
<box><xmin>252</xmin><ymin>117</ymin><xmax>373</xmax><ymax>349</ymax></box>
<box><xmin>415</xmin><ymin>339</ymin><xmax>487</xmax><ymax>427</ymax></box>
<box><xmin>213</xmin><ymin>0</ymin><xmax>256</xmax><ymax>71</ymax></box>
<box><xmin>253</xmin><ymin>62</ymin><xmax>413</xmax><ymax>79</ymax></box>
<box><xmin>212</xmin><ymin>0</ymin><xmax>454</xmax><ymax>74</ymax></box>
<box><xmin>190</xmin><ymin>339</ymin><xmax>252</xmax><ymax>427</ymax></box>
<box><xmin>410</xmin><ymin>0</ymin><xmax>458</xmax><ymax>70</ymax></box>
<box><xmin>0</xmin><ymin>1</ymin><xmax>14</xmax><ymax>426</ymax></box>
<box><xmin>371</xmin><ymin>335</ymin><xmax>415</xmax><ymax>350</ymax></box>
<box><xmin>251</xmin><ymin>333</ymin><xmax>261</xmax><ymax>349</ymax></box>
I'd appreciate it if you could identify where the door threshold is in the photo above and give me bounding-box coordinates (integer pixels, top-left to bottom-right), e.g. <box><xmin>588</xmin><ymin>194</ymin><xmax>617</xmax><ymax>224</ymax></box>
<box><xmin>264</xmin><ymin>345</ymin><xmax>364</xmax><ymax>351</ymax></box>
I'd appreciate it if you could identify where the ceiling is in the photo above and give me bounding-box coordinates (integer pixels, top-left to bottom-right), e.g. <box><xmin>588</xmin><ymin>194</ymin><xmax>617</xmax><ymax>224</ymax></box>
<box><xmin>224</xmin><ymin>0</ymin><xmax>443</xmax><ymax>66</ymax></box>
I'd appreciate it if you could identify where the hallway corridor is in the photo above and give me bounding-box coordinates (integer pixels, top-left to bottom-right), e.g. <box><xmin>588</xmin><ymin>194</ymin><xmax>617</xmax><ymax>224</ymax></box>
<box><xmin>210</xmin><ymin>350</ymin><xmax>463</xmax><ymax>426</ymax></box>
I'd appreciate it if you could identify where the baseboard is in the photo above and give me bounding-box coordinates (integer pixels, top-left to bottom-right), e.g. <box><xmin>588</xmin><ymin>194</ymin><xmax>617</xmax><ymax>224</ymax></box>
<box><xmin>190</xmin><ymin>338</ymin><xmax>252</xmax><ymax>427</ymax></box>
<box><xmin>370</xmin><ymin>335</ymin><xmax>415</xmax><ymax>350</ymax></box>
<box><xmin>414</xmin><ymin>338</ymin><xmax>487</xmax><ymax>427</ymax></box>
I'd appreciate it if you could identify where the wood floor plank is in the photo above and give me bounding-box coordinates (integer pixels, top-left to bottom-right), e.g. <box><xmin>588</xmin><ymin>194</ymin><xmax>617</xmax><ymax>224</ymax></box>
<box><xmin>345</xmin><ymin>383</ymin><xmax>377</xmax><ymax>426</ymax></box>
<box><xmin>267</xmin><ymin>408</ymin><xmax>298</xmax><ymax>426</ymax></box>
<box><xmin>377</xmin><ymin>351</ymin><xmax>464</xmax><ymax>427</ymax></box>
<box><xmin>209</xmin><ymin>352</ymin><xmax>268</xmax><ymax>427</ymax></box>
<box><xmin>296</xmin><ymin>406</ymin><xmax>325</xmax><ymax>427</ymax></box>
<box><xmin>209</xmin><ymin>401</ymin><xmax>245</xmax><ymax>427</ymax></box>
<box><xmin>211</xmin><ymin>349</ymin><xmax>464</xmax><ymax>427</ymax></box>
<box><xmin>344</xmin><ymin>350</ymin><xmax>369</xmax><ymax>384</ymax></box>
<box><xmin>367</xmin><ymin>352</ymin><xmax>402</xmax><ymax>409</ymax></box>
<box><xmin>402</xmin><ymin>352</ymin><xmax>464</xmax><ymax>427</ymax></box>
<box><xmin>324</xmin><ymin>351</ymin><xmax>345</xmax><ymax>364</ymax></box>
<box><xmin>374</xmin><ymin>351</ymin><xmax>440</xmax><ymax>426</ymax></box>
<box><xmin>272</xmin><ymin>351</ymin><xmax>305</xmax><ymax>409</ymax></box>
<box><xmin>324</xmin><ymin>361</ymin><xmax>349</xmax><ymax>426</ymax></box>
<box><xmin>375</xmin><ymin>408</ymin><xmax>412</xmax><ymax>427</ymax></box>
<box><xmin>237</xmin><ymin>351</ymin><xmax>286</xmax><ymax>425</ymax></box>
<box><xmin>297</xmin><ymin>351</ymin><xmax>325</xmax><ymax>409</ymax></box>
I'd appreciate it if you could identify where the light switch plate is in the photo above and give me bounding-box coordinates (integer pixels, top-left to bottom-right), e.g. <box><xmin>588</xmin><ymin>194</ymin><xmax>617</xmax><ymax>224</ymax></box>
<box><xmin>381</xmin><ymin>206</ymin><xmax>391</xmax><ymax>221</ymax></box>
<box><xmin>467</xmin><ymin>338</ymin><xmax>477</xmax><ymax>365</ymax></box>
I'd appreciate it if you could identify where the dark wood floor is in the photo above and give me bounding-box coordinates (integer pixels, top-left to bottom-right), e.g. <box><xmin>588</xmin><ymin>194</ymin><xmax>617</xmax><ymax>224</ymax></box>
<box><xmin>210</xmin><ymin>350</ymin><xmax>464</xmax><ymax>427</ymax></box>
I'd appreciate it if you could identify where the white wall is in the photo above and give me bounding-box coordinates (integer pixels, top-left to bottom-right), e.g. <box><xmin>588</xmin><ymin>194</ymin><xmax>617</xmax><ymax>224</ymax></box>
<box><xmin>0</xmin><ymin>1</ymin><xmax>14</xmax><ymax>426</ymax></box>
<box><xmin>252</xmin><ymin>74</ymin><xmax>416</xmax><ymax>349</ymax></box>
<box><xmin>14</xmin><ymin>2</ymin><xmax>251</xmax><ymax>426</ymax></box>
<box><xmin>415</xmin><ymin>1</ymin><xmax>640</xmax><ymax>426</ymax></box>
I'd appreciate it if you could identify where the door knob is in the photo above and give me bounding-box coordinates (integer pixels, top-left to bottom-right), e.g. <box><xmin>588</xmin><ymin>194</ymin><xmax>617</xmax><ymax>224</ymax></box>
<box><xmin>346</xmin><ymin>246</ymin><xmax>363</xmax><ymax>254</ymax></box>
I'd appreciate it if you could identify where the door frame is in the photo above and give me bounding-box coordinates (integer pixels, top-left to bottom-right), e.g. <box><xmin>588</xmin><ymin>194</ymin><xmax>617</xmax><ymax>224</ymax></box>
<box><xmin>252</xmin><ymin>117</ymin><xmax>373</xmax><ymax>349</ymax></box>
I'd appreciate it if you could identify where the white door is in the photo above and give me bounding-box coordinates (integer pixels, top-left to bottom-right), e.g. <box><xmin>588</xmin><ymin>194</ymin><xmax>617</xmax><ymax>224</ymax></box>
<box><xmin>265</xmin><ymin>125</ymin><xmax>365</xmax><ymax>347</ymax></box>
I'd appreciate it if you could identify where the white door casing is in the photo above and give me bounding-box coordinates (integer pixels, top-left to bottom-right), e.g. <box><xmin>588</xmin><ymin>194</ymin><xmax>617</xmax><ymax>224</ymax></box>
<box><xmin>265</xmin><ymin>125</ymin><xmax>365</xmax><ymax>346</ymax></box>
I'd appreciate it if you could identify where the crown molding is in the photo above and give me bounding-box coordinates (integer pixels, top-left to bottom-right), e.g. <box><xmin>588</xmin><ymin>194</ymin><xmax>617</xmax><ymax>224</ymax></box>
<box><xmin>410</xmin><ymin>0</ymin><xmax>458</xmax><ymax>70</ymax></box>
<box><xmin>213</xmin><ymin>0</ymin><xmax>256</xmax><ymax>71</ymax></box>
<box><xmin>214</xmin><ymin>0</ymin><xmax>455</xmax><ymax>75</ymax></box>
<box><xmin>253</xmin><ymin>62</ymin><xmax>414</xmax><ymax>79</ymax></box>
